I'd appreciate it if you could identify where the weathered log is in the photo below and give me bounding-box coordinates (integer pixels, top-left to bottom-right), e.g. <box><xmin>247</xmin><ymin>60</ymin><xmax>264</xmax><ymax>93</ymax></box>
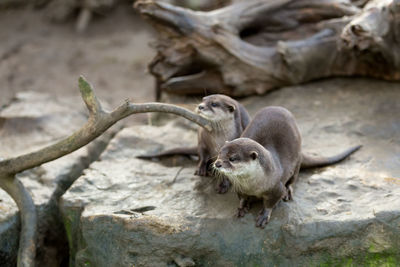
<box><xmin>135</xmin><ymin>0</ymin><xmax>400</xmax><ymax>98</ymax></box>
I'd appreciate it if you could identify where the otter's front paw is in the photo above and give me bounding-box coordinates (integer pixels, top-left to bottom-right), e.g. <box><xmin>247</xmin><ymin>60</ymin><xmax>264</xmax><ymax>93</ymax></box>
<box><xmin>282</xmin><ymin>191</ymin><xmax>290</xmax><ymax>202</ymax></box>
<box><xmin>256</xmin><ymin>208</ymin><xmax>271</xmax><ymax>228</ymax></box>
<box><xmin>195</xmin><ymin>165</ymin><xmax>207</xmax><ymax>176</ymax></box>
<box><xmin>237</xmin><ymin>198</ymin><xmax>250</xmax><ymax>217</ymax></box>
<box><xmin>283</xmin><ymin>185</ymin><xmax>293</xmax><ymax>202</ymax></box>
<box><xmin>237</xmin><ymin>207</ymin><xmax>249</xmax><ymax>218</ymax></box>
<box><xmin>216</xmin><ymin>178</ymin><xmax>230</xmax><ymax>194</ymax></box>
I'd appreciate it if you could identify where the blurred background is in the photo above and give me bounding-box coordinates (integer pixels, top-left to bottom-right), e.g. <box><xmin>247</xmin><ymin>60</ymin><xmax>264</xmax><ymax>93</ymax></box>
<box><xmin>1</xmin><ymin>0</ymin><xmax>159</xmax><ymax>125</ymax></box>
<box><xmin>0</xmin><ymin>0</ymin><xmax>233</xmax><ymax>119</ymax></box>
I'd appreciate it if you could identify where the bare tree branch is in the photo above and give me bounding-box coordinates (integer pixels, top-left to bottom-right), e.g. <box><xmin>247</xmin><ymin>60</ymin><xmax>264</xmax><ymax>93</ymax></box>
<box><xmin>0</xmin><ymin>175</ymin><xmax>36</xmax><ymax>267</ymax></box>
<box><xmin>0</xmin><ymin>76</ymin><xmax>212</xmax><ymax>176</ymax></box>
<box><xmin>0</xmin><ymin>76</ymin><xmax>213</xmax><ymax>266</ymax></box>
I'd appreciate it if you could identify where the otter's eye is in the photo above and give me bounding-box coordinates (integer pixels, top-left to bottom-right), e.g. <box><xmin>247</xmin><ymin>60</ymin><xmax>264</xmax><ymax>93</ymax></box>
<box><xmin>229</xmin><ymin>156</ymin><xmax>236</xmax><ymax>162</ymax></box>
<box><xmin>211</xmin><ymin>102</ymin><xmax>218</xmax><ymax>107</ymax></box>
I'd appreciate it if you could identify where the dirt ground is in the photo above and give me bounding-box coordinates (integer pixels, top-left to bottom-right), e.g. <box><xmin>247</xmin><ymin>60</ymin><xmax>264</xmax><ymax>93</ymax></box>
<box><xmin>0</xmin><ymin>3</ymin><xmax>156</xmax><ymax>124</ymax></box>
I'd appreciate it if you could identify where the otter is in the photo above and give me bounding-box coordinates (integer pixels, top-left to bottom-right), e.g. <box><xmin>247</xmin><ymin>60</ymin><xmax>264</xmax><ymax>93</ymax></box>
<box><xmin>214</xmin><ymin>106</ymin><xmax>361</xmax><ymax>228</ymax></box>
<box><xmin>139</xmin><ymin>94</ymin><xmax>250</xmax><ymax>193</ymax></box>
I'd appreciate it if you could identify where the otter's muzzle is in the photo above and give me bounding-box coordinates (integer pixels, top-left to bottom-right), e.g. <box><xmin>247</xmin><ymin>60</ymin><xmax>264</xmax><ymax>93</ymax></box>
<box><xmin>214</xmin><ymin>160</ymin><xmax>222</xmax><ymax>168</ymax></box>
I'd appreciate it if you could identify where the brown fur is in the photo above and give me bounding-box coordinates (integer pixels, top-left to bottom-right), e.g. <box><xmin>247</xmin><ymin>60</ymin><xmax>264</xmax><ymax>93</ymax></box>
<box><xmin>214</xmin><ymin>107</ymin><xmax>360</xmax><ymax>228</ymax></box>
<box><xmin>138</xmin><ymin>94</ymin><xmax>250</xmax><ymax>193</ymax></box>
<box><xmin>195</xmin><ymin>95</ymin><xmax>250</xmax><ymax>193</ymax></box>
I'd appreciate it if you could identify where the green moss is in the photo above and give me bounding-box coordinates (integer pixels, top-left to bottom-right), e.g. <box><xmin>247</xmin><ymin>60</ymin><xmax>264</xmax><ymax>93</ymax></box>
<box><xmin>365</xmin><ymin>254</ymin><xmax>396</xmax><ymax>267</ymax></box>
<box><xmin>317</xmin><ymin>252</ymin><xmax>398</xmax><ymax>267</ymax></box>
<box><xmin>78</xmin><ymin>76</ymin><xmax>93</xmax><ymax>99</ymax></box>
<box><xmin>344</xmin><ymin>258</ymin><xmax>353</xmax><ymax>267</ymax></box>
<box><xmin>62</xmin><ymin>207</ymin><xmax>85</xmax><ymax>267</ymax></box>
<box><xmin>64</xmin><ymin>215</ymin><xmax>72</xmax><ymax>247</ymax></box>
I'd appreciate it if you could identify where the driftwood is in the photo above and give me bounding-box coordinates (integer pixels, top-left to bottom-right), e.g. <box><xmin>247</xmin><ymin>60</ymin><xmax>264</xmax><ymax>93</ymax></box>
<box><xmin>135</xmin><ymin>0</ymin><xmax>400</xmax><ymax>98</ymax></box>
<box><xmin>0</xmin><ymin>76</ymin><xmax>212</xmax><ymax>267</ymax></box>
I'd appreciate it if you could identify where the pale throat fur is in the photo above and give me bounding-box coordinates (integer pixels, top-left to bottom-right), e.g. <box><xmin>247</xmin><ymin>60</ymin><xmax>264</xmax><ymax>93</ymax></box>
<box><xmin>196</xmin><ymin>105</ymin><xmax>238</xmax><ymax>153</ymax></box>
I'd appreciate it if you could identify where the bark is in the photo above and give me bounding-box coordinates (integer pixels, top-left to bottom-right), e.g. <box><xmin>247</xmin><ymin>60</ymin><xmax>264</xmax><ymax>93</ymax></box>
<box><xmin>135</xmin><ymin>0</ymin><xmax>400</xmax><ymax>98</ymax></box>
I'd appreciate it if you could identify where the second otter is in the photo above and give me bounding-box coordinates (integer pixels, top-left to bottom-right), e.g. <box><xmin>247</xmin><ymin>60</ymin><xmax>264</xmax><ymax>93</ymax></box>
<box><xmin>214</xmin><ymin>106</ymin><xmax>361</xmax><ymax>228</ymax></box>
<box><xmin>139</xmin><ymin>94</ymin><xmax>250</xmax><ymax>193</ymax></box>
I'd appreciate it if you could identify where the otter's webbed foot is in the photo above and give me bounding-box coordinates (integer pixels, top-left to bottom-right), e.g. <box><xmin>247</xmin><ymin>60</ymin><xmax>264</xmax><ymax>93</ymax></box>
<box><xmin>283</xmin><ymin>185</ymin><xmax>293</xmax><ymax>202</ymax></box>
<box><xmin>237</xmin><ymin>195</ymin><xmax>251</xmax><ymax>217</ymax></box>
<box><xmin>256</xmin><ymin>208</ymin><xmax>272</xmax><ymax>228</ymax></box>
<box><xmin>195</xmin><ymin>161</ymin><xmax>208</xmax><ymax>176</ymax></box>
<box><xmin>237</xmin><ymin>207</ymin><xmax>248</xmax><ymax>217</ymax></box>
<box><xmin>194</xmin><ymin>168</ymin><xmax>206</xmax><ymax>176</ymax></box>
<box><xmin>216</xmin><ymin>178</ymin><xmax>231</xmax><ymax>194</ymax></box>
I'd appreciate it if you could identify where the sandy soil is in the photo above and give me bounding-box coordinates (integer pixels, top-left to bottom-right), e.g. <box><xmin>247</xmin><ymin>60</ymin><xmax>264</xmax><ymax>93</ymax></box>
<box><xmin>0</xmin><ymin>3</ymin><xmax>156</xmax><ymax>124</ymax></box>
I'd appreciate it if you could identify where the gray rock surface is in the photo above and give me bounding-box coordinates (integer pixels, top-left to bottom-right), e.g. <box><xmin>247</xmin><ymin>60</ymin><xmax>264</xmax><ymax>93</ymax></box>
<box><xmin>0</xmin><ymin>92</ymin><xmax>116</xmax><ymax>266</ymax></box>
<box><xmin>62</xmin><ymin>78</ymin><xmax>400</xmax><ymax>266</ymax></box>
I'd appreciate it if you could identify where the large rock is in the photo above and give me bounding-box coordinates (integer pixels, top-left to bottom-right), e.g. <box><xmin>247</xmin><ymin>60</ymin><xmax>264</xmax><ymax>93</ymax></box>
<box><xmin>61</xmin><ymin>78</ymin><xmax>400</xmax><ymax>266</ymax></box>
<box><xmin>0</xmin><ymin>92</ymin><xmax>116</xmax><ymax>266</ymax></box>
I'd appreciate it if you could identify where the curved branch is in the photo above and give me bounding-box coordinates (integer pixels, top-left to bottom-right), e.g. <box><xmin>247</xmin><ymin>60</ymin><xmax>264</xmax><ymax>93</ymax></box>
<box><xmin>0</xmin><ymin>175</ymin><xmax>36</xmax><ymax>267</ymax></box>
<box><xmin>111</xmin><ymin>101</ymin><xmax>212</xmax><ymax>128</ymax></box>
<box><xmin>0</xmin><ymin>76</ymin><xmax>212</xmax><ymax>266</ymax></box>
<box><xmin>0</xmin><ymin>76</ymin><xmax>212</xmax><ymax>176</ymax></box>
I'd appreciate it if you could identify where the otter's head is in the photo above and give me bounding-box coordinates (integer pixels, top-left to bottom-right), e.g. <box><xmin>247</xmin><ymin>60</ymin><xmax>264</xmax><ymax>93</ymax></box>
<box><xmin>195</xmin><ymin>94</ymin><xmax>237</xmax><ymax>122</ymax></box>
<box><xmin>213</xmin><ymin>138</ymin><xmax>263</xmax><ymax>182</ymax></box>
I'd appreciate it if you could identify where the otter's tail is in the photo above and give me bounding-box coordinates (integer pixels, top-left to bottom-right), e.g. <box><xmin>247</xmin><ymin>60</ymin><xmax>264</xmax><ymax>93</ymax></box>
<box><xmin>301</xmin><ymin>145</ymin><xmax>362</xmax><ymax>169</ymax></box>
<box><xmin>137</xmin><ymin>146</ymin><xmax>198</xmax><ymax>159</ymax></box>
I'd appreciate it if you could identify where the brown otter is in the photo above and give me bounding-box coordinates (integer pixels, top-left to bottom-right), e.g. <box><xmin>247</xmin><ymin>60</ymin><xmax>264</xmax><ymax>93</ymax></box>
<box><xmin>214</xmin><ymin>106</ymin><xmax>361</xmax><ymax>228</ymax></box>
<box><xmin>139</xmin><ymin>94</ymin><xmax>250</xmax><ymax>193</ymax></box>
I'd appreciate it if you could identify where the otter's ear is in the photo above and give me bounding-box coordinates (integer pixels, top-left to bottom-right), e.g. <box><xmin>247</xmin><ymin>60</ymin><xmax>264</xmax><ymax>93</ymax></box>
<box><xmin>227</xmin><ymin>104</ymin><xmax>235</xmax><ymax>113</ymax></box>
<box><xmin>250</xmin><ymin>151</ymin><xmax>258</xmax><ymax>160</ymax></box>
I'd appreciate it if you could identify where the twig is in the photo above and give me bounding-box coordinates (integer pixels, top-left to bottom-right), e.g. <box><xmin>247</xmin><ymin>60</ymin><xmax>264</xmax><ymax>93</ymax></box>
<box><xmin>167</xmin><ymin>166</ymin><xmax>184</xmax><ymax>186</ymax></box>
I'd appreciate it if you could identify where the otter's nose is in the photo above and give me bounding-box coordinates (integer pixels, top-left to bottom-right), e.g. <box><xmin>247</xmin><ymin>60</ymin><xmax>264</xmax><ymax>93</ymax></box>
<box><xmin>198</xmin><ymin>104</ymin><xmax>205</xmax><ymax>110</ymax></box>
<box><xmin>215</xmin><ymin>160</ymin><xmax>222</xmax><ymax>168</ymax></box>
